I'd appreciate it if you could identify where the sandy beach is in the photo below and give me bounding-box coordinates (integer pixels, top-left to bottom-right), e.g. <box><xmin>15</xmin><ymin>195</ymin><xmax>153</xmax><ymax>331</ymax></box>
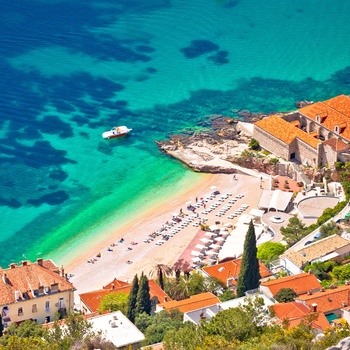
<box><xmin>67</xmin><ymin>171</ymin><xmax>265</xmax><ymax>305</ymax></box>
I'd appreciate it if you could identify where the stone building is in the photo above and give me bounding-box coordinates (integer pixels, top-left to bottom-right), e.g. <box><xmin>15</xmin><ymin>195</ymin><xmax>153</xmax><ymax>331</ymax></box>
<box><xmin>0</xmin><ymin>259</ymin><xmax>75</xmax><ymax>328</ymax></box>
<box><xmin>254</xmin><ymin>94</ymin><xmax>350</xmax><ymax>167</ymax></box>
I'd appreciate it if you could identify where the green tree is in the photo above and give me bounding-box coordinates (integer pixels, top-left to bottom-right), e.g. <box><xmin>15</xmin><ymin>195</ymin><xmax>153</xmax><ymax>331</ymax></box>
<box><xmin>150</xmin><ymin>263</ymin><xmax>173</xmax><ymax>290</ymax></box>
<box><xmin>274</xmin><ymin>288</ymin><xmax>298</xmax><ymax>303</ymax></box>
<box><xmin>280</xmin><ymin>216</ymin><xmax>307</xmax><ymax>246</ymax></box>
<box><xmin>44</xmin><ymin>311</ymin><xmax>93</xmax><ymax>350</ymax></box>
<box><xmin>127</xmin><ymin>274</ymin><xmax>139</xmax><ymax>322</ymax></box>
<box><xmin>249</xmin><ymin>138</ymin><xmax>260</xmax><ymax>150</ymax></box>
<box><xmin>304</xmin><ymin>261</ymin><xmax>337</xmax><ymax>280</ymax></box>
<box><xmin>140</xmin><ymin>309</ymin><xmax>184</xmax><ymax>346</ymax></box>
<box><xmin>218</xmin><ymin>289</ymin><xmax>235</xmax><ymax>302</ymax></box>
<box><xmin>98</xmin><ymin>292</ymin><xmax>128</xmax><ymax>314</ymax></box>
<box><xmin>257</xmin><ymin>242</ymin><xmax>286</xmax><ymax>264</ymax></box>
<box><xmin>319</xmin><ymin>221</ymin><xmax>340</xmax><ymax>239</ymax></box>
<box><xmin>236</xmin><ymin>221</ymin><xmax>261</xmax><ymax>297</ymax></box>
<box><xmin>136</xmin><ymin>273</ymin><xmax>151</xmax><ymax>316</ymax></box>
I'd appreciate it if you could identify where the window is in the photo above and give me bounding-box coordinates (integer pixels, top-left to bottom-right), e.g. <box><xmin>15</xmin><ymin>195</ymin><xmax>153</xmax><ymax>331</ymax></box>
<box><xmin>58</xmin><ymin>297</ymin><xmax>64</xmax><ymax>308</ymax></box>
<box><xmin>2</xmin><ymin>306</ymin><xmax>9</xmax><ymax>316</ymax></box>
<box><xmin>18</xmin><ymin>307</ymin><xmax>23</xmax><ymax>316</ymax></box>
<box><xmin>45</xmin><ymin>301</ymin><xmax>50</xmax><ymax>312</ymax></box>
<box><xmin>32</xmin><ymin>304</ymin><xmax>38</xmax><ymax>313</ymax></box>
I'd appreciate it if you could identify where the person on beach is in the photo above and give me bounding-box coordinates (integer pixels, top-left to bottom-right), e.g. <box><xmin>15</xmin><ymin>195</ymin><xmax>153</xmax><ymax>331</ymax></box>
<box><xmin>195</xmin><ymin>197</ymin><xmax>198</xmax><ymax>203</ymax></box>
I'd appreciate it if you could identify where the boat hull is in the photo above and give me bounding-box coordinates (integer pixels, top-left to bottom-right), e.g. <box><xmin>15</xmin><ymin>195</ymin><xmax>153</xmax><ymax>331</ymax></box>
<box><xmin>102</xmin><ymin>126</ymin><xmax>132</xmax><ymax>139</ymax></box>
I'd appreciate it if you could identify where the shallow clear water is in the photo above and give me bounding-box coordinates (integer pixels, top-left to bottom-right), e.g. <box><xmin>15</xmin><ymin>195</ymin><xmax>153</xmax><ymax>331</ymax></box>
<box><xmin>1</xmin><ymin>0</ymin><xmax>350</xmax><ymax>267</ymax></box>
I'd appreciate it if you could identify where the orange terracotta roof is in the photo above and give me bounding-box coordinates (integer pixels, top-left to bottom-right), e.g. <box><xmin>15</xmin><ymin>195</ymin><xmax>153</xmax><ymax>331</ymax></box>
<box><xmin>0</xmin><ymin>260</ymin><xmax>75</xmax><ymax>305</ymax></box>
<box><xmin>103</xmin><ymin>278</ymin><xmax>129</xmax><ymax>289</ymax></box>
<box><xmin>80</xmin><ymin>279</ymin><xmax>170</xmax><ymax>313</ymax></box>
<box><xmin>297</xmin><ymin>285</ymin><xmax>350</xmax><ymax>313</ymax></box>
<box><xmin>260</xmin><ymin>273</ymin><xmax>321</xmax><ymax>296</ymax></box>
<box><xmin>299</xmin><ymin>95</ymin><xmax>350</xmax><ymax>141</ymax></box>
<box><xmin>255</xmin><ymin>115</ymin><xmax>321</xmax><ymax>148</ymax></box>
<box><xmin>272</xmin><ymin>302</ymin><xmax>330</xmax><ymax>331</ymax></box>
<box><xmin>158</xmin><ymin>292</ymin><xmax>220</xmax><ymax>313</ymax></box>
<box><xmin>202</xmin><ymin>258</ymin><xmax>271</xmax><ymax>286</ymax></box>
<box><xmin>323</xmin><ymin>138</ymin><xmax>350</xmax><ymax>152</ymax></box>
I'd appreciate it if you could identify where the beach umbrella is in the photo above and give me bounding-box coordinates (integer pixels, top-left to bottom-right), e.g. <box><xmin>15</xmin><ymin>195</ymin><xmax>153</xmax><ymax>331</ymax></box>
<box><xmin>195</xmin><ymin>243</ymin><xmax>207</xmax><ymax>250</ymax></box>
<box><xmin>200</xmin><ymin>237</ymin><xmax>212</xmax><ymax>244</ymax></box>
<box><xmin>191</xmin><ymin>257</ymin><xmax>201</xmax><ymax>263</ymax></box>
<box><xmin>215</xmin><ymin>237</ymin><xmax>225</xmax><ymax>242</ymax></box>
<box><xmin>173</xmin><ymin>212</ymin><xmax>178</xmax><ymax>217</ymax></box>
<box><xmin>186</xmin><ymin>201</ymin><xmax>192</xmax><ymax>206</ymax></box>
<box><xmin>209</xmin><ymin>225</ymin><xmax>219</xmax><ymax>231</ymax></box>
<box><xmin>224</xmin><ymin>223</ymin><xmax>232</xmax><ymax>228</ymax></box>
<box><xmin>211</xmin><ymin>186</ymin><xmax>216</xmax><ymax>190</ymax></box>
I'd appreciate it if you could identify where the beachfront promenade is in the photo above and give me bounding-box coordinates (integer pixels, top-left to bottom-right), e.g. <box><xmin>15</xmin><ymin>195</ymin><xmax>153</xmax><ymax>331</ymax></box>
<box><xmin>68</xmin><ymin>172</ymin><xmax>267</xmax><ymax>306</ymax></box>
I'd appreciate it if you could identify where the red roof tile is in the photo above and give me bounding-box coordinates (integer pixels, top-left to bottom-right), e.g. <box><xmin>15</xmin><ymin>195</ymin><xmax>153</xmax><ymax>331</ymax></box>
<box><xmin>260</xmin><ymin>273</ymin><xmax>321</xmax><ymax>296</ymax></box>
<box><xmin>0</xmin><ymin>260</ymin><xmax>74</xmax><ymax>304</ymax></box>
<box><xmin>157</xmin><ymin>292</ymin><xmax>220</xmax><ymax>313</ymax></box>
<box><xmin>299</xmin><ymin>95</ymin><xmax>350</xmax><ymax>141</ymax></box>
<box><xmin>80</xmin><ymin>279</ymin><xmax>170</xmax><ymax>313</ymax></box>
<box><xmin>202</xmin><ymin>258</ymin><xmax>271</xmax><ymax>286</ymax></box>
<box><xmin>272</xmin><ymin>301</ymin><xmax>330</xmax><ymax>330</ymax></box>
<box><xmin>297</xmin><ymin>285</ymin><xmax>350</xmax><ymax>313</ymax></box>
<box><xmin>255</xmin><ymin>115</ymin><xmax>321</xmax><ymax>148</ymax></box>
<box><xmin>322</xmin><ymin>138</ymin><xmax>350</xmax><ymax>152</ymax></box>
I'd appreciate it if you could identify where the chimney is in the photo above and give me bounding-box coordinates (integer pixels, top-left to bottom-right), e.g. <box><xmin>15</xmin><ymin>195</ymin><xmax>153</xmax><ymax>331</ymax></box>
<box><xmin>307</xmin><ymin>290</ymin><xmax>312</xmax><ymax>295</ymax></box>
<box><xmin>311</xmin><ymin>303</ymin><xmax>317</xmax><ymax>312</ymax></box>
<box><xmin>37</xmin><ymin>258</ymin><xmax>43</xmax><ymax>266</ymax></box>
<box><xmin>342</xmin><ymin>301</ymin><xmax>347</xmax><ymax>307</ymax></box>
<box><xmin>21</xmin><ymin>261</ymin><xmax>28</xmax><ymax>266</ymax></box>
<box><xmin>60</xmin><ymin>266</ymin><xmax>65</xmax><ymax>277</ymax></box>
<box><xmin>164</xmin><ymin>296</ymin><xmax>168</xmax><ymax>302</ymax></box>
<box><xmin>9</xmin><ymin>263</ymin><xmax>16</xmax><ymax>269</ymax></box>
<box><xmin>2</xmin><ymin>273</ymin><xmax>7</xmax><ymax>284</ymax></box>
<box><xmin>65</xmin><ymin>273</ymin><xmax>68</xmax><ymax>281</ymax></box>
<box><xmin>111</xmin><ymin>284</ymin><xmax>115</xmax><ymax>290</ymax></box>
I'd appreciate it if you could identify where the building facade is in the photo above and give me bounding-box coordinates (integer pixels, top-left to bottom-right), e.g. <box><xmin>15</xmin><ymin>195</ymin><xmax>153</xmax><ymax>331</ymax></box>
<box><xmin>0</xmin><ymin>259</ymin><xmax>75</xmax><ymax>328</ymax></box>
<box><xmin>254</xmin><ymin>95</ymin><xmax>350</xmax><ymax>167</ymax></box>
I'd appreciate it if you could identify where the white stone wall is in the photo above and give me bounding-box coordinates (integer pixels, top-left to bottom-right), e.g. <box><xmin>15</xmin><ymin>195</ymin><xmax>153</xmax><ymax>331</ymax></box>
<box><xmin>253</xmin><ymin>127</ymin><xmax>290</xmax><ymax>160</ymax></box>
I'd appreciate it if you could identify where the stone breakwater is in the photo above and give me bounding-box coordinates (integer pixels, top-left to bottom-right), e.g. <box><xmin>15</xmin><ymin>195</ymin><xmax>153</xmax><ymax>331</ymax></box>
<box><xmin>155</xmin><ymin>115</ymin><xmax>259</xmax><ymax>173</ymax></box>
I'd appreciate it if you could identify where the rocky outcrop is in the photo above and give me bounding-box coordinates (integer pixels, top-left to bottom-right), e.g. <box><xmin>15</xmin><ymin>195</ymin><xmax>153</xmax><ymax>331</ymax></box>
<box><xmin>326</xmin><ymin>337</ymin><xmax>350</xmax><ymax>350</ymax></box>
<box><xmin>156</xmin><ymin>116</ymin><xmax>256</xmax><ymax>173</ymax></box>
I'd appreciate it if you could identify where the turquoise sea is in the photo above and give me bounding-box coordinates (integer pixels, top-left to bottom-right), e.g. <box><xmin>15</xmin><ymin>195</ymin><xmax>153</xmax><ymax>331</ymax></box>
<box><xmin>2</xmin><ymin>0</ymin><xmax>350</xmax><ymax>267</ymax></box>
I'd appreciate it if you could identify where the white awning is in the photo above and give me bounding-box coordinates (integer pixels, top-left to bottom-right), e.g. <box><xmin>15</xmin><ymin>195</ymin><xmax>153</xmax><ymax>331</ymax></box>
<box><xmin>317</xmin><ymin>252</ymin><xmax>340</xmax><ymax>262</ymax></box>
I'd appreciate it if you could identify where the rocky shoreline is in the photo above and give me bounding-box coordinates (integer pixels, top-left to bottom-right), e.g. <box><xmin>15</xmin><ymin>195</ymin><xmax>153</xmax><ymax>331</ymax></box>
<box><xmin>155</xmin><ymin>115</ymin><xmax>260</xmax><ymax>173</ymax></box>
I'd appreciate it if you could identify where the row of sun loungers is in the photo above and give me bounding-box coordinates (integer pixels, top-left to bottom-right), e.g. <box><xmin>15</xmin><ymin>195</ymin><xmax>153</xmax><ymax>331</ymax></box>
<box><xmin>143</xmin><ymin>191</ymin><xmax>246</xmax><ymax>246</ymax></box>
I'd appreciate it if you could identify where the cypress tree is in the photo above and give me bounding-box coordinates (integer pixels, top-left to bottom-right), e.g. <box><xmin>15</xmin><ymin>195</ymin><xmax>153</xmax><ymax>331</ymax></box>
<box><xmin>236</xmin><ymin>220</ymin><xmax>261</xmax><ymax>297</ymax></box>
<box><xmin>126</xmin><ymin>274</ymin><xmax>139</xmax><ymax>322</ymax></box>
<box><xmin>136</xmin><ymin>273</ymin><xmax>151</xmax><ymax>316</ymax></box>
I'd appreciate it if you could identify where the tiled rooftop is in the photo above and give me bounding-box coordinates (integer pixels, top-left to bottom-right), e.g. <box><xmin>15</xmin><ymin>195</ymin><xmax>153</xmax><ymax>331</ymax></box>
<box><xmin>260</xmin><ymin>273</ymin><xmax>321</xmax><ymax>296</ymax></box>
<box><xmin>323</xmin><ymin>137</ymin><xmax>350</xmax><ymax>152</ymax></box>
<box><xmin>297</xmin><ymin>285</ymin><xmax>350</xmax><ymax>313</ymax></box>
<box><xmin>299</xmin><ymin>95</ymin><xmax>350</xmax><ymax>141</ymax></box>
<box><xmin>202</xmin><ymin>258</ymin><xmax>271</xmax><ymax>286</ymax></box>
<box><xmin>157</xmin><ymin>292</ymin><xmax>220</xmax><ymax>313</ymax></box>
<box><xmin>272</xmin><ymin>301</ymin><xmax>330</xmax><ymax>330</ymax></box>
<box><xmin>0</xmin><ymin>259</ymin><xmax>74</xmax><ymax>304</ymax></box>
<box><xmin>80</xmin><ymin>279</ymin><xmax>170</xmax><ymax>313</ymax></box>
<box><xmin>281</xmin><ymin>234</ymin><xmax>350</xmax><ymax>268</ymax></box>
<box><xmin>255</xmin><ymin>115</ymin><xmax>321</xmax><ymax>149</ymax></box>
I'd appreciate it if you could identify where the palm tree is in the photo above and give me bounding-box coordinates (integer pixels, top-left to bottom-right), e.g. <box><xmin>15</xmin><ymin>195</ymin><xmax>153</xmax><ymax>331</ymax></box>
<box><xmin>150</xmin><ymin>262</ymin><xmax>173</xmax><ymax>290</ymax></box>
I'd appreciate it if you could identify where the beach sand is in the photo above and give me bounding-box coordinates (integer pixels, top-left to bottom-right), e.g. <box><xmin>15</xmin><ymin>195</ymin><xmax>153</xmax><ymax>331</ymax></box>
<box><xmin>67</xmin><ymin>172</ymin><xmax>265</xmax><ymax>306</ymax></box>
